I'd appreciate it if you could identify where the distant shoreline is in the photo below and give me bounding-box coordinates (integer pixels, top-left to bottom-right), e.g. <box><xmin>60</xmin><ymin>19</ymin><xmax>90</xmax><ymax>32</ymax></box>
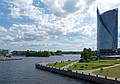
<box><xmin>0</xmin><ymin>56</ymin><xmax>22</xmax><ymax>61</ymax></box>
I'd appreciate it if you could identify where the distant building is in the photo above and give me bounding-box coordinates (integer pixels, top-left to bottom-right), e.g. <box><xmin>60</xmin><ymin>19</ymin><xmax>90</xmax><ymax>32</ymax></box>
<box><xmin>97</xmin><ymin>8</ymin><xmax>118</xmax><ymax>56</ymax></box>
<box><xmin>0</xmin><ymin>49</ymin><xmax>9</xmax><ymax>56</ymax></box>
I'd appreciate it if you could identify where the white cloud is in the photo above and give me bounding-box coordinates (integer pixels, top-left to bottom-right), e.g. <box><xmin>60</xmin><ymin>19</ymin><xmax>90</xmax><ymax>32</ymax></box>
<box><xmin>41</xmin><ymin>0</ymin><xmax>66</xmax><ymax>16</ymax></box>
<box><xmin>2</xmin><ymin>0</ymin><xmax>120</xmax><ymax>50</ymax></box>
<box><xmin>10</xmin><ymin>7</ymin><xmax>20</xmax><ymax>18</ymax></box>
<box><xmin>1</xmin><ymin>35</ymin><xmax>14</xmax><ymax>42</ymax></box>
<box><xmin>10</xmin><ymin>24</ymin><xmax>49</xmax><ymax>41</ymax></box>
<box><xmin>2</xmin><ymin>0</ymin><xmax>100</xmax><ymax>50</ymax></box>
<box><xmin>6</xmin><ymin>0</ymin><xmax>91</xmax><ymax>37</ymax></box>
<box><xmin>7</xmin><ymin>0</ymin><xmax>33</xmax><ymax>7</ymax></box>
<box><xmin>80</xmin><ymin>24</ymin><xmax>96</xmax><ymax>38</ymax></box>
<box><xmin>0</xmin><ymin>26</ymin><xmax>7</xmax><ymax>32</ymax></box>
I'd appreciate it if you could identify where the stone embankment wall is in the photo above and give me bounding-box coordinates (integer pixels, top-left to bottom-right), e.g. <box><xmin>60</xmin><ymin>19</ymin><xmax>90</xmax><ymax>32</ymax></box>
<box><xmin>35</xmin><ymin>64</ymin><xmax>120</xmax><ymax>84</ymax></box>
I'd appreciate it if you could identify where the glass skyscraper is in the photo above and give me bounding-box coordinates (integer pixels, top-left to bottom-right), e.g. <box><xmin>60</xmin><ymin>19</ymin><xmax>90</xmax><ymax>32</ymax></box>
<box><xmin>97</xmin><ymin>8</ymin><xmax>118</xmax><ymax>51</ymax></box>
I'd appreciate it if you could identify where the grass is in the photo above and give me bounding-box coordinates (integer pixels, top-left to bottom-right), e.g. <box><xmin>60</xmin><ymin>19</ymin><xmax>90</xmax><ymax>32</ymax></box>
<box><xmin>93</xmin><ymin>65</ymin><xmax>120</xmax><ymax>78</ymax></box>
<box><xmin>47</xmin><ymin>61</ymin><xmax>73</xmax><ymax>68</ymax></box>
<box><xmin>68</xmin><ymin>60</ymin><xmax>120</xmax><ymax>70</ymax></box>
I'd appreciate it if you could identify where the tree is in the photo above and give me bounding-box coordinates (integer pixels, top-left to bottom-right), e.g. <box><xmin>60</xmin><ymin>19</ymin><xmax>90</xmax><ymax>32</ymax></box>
<box><xmin>80</xmin><ymin>48</ymin><xmax>96</xmax><ymax>62</ymax></box>
<box><xmin>55</xmin><ymin>50</ymin><xmax>62</xmax><ymax>55</ymax></box>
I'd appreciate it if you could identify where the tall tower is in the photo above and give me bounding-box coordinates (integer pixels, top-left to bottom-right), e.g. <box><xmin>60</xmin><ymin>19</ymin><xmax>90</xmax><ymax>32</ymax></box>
<box><xmin>97</xmin><ymin>8</ymin><xmax>118</xmax><ymax>56</ymax></box>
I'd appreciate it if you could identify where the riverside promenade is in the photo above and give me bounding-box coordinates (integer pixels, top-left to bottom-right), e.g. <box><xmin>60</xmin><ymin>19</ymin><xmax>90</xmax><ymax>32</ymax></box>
<box><xmin>35</xmin><ymin>62</ymin><xmax>120</xmax><ymax>84</ymax></box>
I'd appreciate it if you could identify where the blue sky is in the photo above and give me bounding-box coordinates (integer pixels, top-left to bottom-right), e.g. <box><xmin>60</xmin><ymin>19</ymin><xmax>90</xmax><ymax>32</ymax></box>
<box><xmin>0</xmin><ymin>0</ymin><xmax>120</xmax><ymax>51</ymax></box>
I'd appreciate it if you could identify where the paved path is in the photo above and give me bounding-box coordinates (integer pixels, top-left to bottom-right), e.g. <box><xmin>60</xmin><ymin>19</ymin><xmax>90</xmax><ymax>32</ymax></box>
<box><xmin>61</xmin><ymin>61</ymin><xmax>78</xmax><ymax>69</ymax></box>
<box><xmin>73</xmin><ymin>64</ymin><xmax>120</xmax><ymax>74</ymax></box>
<box><xmin>38</xmin><ymin>61</ymin><xmax>120</xmax><ymax>74</ymax></box>
<box><xmin>72</xmin><ymin>64</ymin><xmax>120</xmax><ymax>81</ymax></box>
<box><xmin>60</xmin><ymin>61</ymin><xmax>120</xmax><ymax>80</ymax></box>
<box><xmin>38</xmin><ymin>61</ymin><xmax>55</xmax><ymax>66</ymax></box>
<box><xmin>38</xmin><ymin>61</ymin><xmax>120</xmax><ymax>80</ymax></box>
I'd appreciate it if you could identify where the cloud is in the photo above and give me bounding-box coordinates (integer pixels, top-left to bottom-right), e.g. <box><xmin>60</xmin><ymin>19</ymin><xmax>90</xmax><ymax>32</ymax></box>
<box><xmin>0</xmin><ymin>0</ymin><xmax>102</xmax><ymax>50</ymax></box>
<box><xmin>41</xmin><ymin>0</ymin><xmax>96</xmax><ymax>16</ymax></box>
<box><xmin>0</xmin><ymin>26</ymin><xmax>7</xmax><ymax>32</ymax></box>
<box><xmin>1</xmin><ymin>0</ymin><xmax>120</xmax><ymax>50</ymax></box>
<box><xmin>10</xmin><ymin>7</ymin><xmax>20</xmax><ymax>18</ymax></box>
<box><xmin>0</xmin><ymin>26</ymin><xmax>13</xmax><ymax>44</ymax></box>
<box><xmin>63</xmin><ymin>0</ymin><xmax>85</xmax><ymax>13</ymax></box>
<box><xmin>41</xmin><ymin>0</ymin><xmax>66</xmax><ymax>16</ymax></box>
<box><xmin>6</xmin><ymin>0</ymin><xmax>95</xmax><ymax>37</ymax></box>
<box><xmin>5</xmin><ymin>0</ymin><xmax>43</xmax><ymax>20</ymax></box>
<box><xmin>9</xmin><ymin>24</ymin><xmax>49</xmax><ymax>41</ymax></box>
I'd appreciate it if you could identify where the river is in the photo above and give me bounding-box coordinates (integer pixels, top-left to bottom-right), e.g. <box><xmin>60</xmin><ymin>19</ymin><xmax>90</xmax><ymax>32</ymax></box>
<box><xmin>0</xmin><ymin>55</ymin><xmax>95</xmax><ymax>84</ymax></box>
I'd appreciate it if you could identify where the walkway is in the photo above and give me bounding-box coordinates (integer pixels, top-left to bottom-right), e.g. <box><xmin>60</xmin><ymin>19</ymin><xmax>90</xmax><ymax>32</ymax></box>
<box><xmin>61</xmin><ymin>61</ymin><xmax>78</xmax><ymax>69</ymax></box>
<box><xmin>74</xmin><ymin>64</ymin><xmax>120</xmax><ymax>74</ymax></box>
<box><xmin>37</xmin><ymin>61</ymin><xmax>120</xmax><ymax>82</ymax></box>
<box><xmin>40</xmin><ymin>61</ymin><xmax>120</xmax><ymax>75</ymax></box>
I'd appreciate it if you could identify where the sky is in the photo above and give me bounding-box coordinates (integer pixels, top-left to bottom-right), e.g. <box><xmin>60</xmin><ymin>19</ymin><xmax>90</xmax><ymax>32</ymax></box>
<box><xmin>0</xmin><ymin>0</ymin><xmax>120</xmax><ymax>51</ymax></box>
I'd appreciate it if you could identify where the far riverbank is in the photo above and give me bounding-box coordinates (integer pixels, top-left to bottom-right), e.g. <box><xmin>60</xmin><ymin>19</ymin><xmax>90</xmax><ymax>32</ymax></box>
<box><xmin>0</xmin><ymin>56</ymin><xmax>22</xmax><ymax>61</ymax></box>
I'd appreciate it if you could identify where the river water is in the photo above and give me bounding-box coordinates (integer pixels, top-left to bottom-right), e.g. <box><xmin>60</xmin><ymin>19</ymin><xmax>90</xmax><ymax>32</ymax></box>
<box><xmin>0</xmin><ymin>55</ymin><xmax>95</xmax><ymax>84</ymax></box>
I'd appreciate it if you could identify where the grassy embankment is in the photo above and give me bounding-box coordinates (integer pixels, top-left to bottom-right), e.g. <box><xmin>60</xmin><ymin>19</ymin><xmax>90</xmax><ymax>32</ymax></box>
<box><xmin>47</xmin><ymin>60</ymin><xmax>120</xmax><ymax>70</ymax></box>
<box><xmin>47</xmin><ymin>60</ymin><xmax>120</xmax><ymax>78</ymax></box>
<box><xmin>68</xmin><ymin>60</ymin><xmax>120</xmax><ymax>70</ymax></box>
<box><xmin>93</xmin><ymin>65</ymin><xmax>120</xmax><ymax>78</ymax></box>
<box><xmin>47</xmin><ymin>61</ymin><xmax>74</xmax><ymax>68</ymax></box>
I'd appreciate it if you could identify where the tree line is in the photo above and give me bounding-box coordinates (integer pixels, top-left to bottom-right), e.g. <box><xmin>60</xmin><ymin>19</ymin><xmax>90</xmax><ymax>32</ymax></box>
<box><xmin>12</xmin><ymin>50</ymin><xmax>63</xmax><ymax>57</ymax></box>
<box><xmin>11</xmin><ymin>50</ymin><xmax>82</xmax><ymax>57</ymax></box>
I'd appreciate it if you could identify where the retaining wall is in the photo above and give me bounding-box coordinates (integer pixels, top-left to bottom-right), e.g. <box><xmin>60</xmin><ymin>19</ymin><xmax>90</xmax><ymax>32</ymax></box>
<box><xmin>35</xmin><ymin>64</ymin><xmax>120</xmax><ymax>84</ymax></box>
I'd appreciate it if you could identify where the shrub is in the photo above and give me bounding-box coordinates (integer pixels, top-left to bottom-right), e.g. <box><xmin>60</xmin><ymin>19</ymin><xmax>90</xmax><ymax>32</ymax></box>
<box><xmin>79</xmin><ymin>59</ymin><xmax>86</xmax><ymax>62</ymax></box>
<box><xmin>86</xmin><ymin>59</ymin><xmax>90</xmax><ymax>63</ymax></box>
<box><xmin>68</xmin><ymin>59</ymin><xmax>71</xmax><ymax>61</ymax></box>
<box><xmin>91</xmin><ymin>56</ymin><xmax>97</xmax><ymax>61</ymax></box>
<box><xmin>79</xmin><ymin>59</ymin><xmax>90</xmax><ymax>63</ymax></box>
<box><xmin>74</xmin><ymin>65</ymin><xmax>77</xmax><ymax>67</ymax></box>
<box><xmin>100</xmin><ymin>68</ymin><xmax>103</xmax><ymax>71</ymax></box>
<box><xmin>54</xmin><ymin>62</ymin><xmax>57</xmax><ymax>65</ymax></box>
<box><xmin>80</xmin><ymin>66</ymin><xmax>84</xmax><ymax>68</ymax></box>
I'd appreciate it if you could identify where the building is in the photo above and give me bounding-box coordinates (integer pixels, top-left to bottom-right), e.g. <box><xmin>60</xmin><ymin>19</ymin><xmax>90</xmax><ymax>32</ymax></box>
<box><xmin>97</xmin><ymin>8</ymin><xmax>118</xmax><ymax>56</ymax></box>
<box><xmin>0</xmin><ymin>49</ymin><xmax>9</xmax><ymax>56</ymax></box>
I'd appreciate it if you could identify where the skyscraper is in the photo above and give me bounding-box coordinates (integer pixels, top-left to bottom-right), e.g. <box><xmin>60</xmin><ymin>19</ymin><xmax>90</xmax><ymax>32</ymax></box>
<box><xmin>97</xmin><ymin>8</ymin><xmax>118</xmax><ymax>55</ymax></box>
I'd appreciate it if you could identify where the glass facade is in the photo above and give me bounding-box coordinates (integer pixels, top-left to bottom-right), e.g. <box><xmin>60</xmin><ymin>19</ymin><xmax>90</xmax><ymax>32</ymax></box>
<box><xmin>97</xmin><ymin>8</ymin><xmax>118</xmax><ymax>51</ymax></box>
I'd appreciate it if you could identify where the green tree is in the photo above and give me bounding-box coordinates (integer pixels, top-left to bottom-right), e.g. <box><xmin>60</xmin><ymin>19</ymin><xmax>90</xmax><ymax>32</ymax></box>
<box><xmin>81</xmin><ymin>48</ymin><xmax>96</xmax><ymax>62</ymax></box>
<box><xmin>55</xmin><ymin>50</ymin><xmax>62</xmax><ymax>55</ymax></box>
